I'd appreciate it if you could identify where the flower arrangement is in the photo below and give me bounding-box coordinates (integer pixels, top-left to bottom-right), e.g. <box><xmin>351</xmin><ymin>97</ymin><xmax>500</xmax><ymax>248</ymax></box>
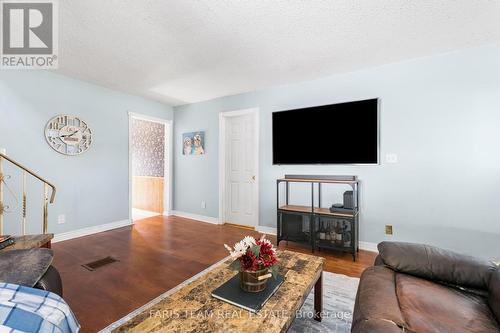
<box><xmin>224</xmin><ymin>235</ymin><xmax>279</xmax><ymax>277</ymax></box>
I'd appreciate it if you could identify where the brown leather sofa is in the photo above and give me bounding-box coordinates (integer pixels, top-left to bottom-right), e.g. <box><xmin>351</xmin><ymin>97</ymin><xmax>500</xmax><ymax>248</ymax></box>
<box><xmin>352</xmin><ymin>242</ymin><xmax>499</xmax><ymax>333</ymax></box>
<box><xmin>34</xmin><ymin>265</ymin><xmax>63</xmax><ymax>296</ymax></box>
<box><xmin>0</xmin><ymin>248</ymin><xmax>63</xmax><ymax>297</ymax></box>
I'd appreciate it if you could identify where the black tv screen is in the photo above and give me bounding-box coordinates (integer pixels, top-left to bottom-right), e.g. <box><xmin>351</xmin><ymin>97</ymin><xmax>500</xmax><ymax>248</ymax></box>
<box><xmin>272</xmin><ymin>99</ymin><xmax>379</xmax><ymax>164</ymax></box>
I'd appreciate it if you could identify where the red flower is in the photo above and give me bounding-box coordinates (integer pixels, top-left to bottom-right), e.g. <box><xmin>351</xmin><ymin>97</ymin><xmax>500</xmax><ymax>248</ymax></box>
<box><xmin>256</xmin><ymin>239</ymin><xmax>278</xmax><ymax>268</ymax></box>
<box><xmin>240</xmin><ymin>250</ymin><xmax>259</xmax><ymax>271</ymax></box>
<box><xmin>232</xmin><ymin>235</ymin><xmax>279</xmax><ymax>272</ymax></box>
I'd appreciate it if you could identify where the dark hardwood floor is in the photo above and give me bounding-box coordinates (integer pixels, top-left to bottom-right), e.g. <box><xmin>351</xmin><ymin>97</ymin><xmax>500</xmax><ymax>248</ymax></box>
<box><xmin>52</xmin><ymin>215</ymin><xmax>376</xmax><ymax>333</ymax></box>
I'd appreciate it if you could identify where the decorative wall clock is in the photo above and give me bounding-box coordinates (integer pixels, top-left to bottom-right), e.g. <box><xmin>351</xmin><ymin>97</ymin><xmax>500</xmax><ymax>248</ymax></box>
<box><xmin>45</xmin><ymin>115</ymin><xmax>92</xmax><ymax>155</ymax></box>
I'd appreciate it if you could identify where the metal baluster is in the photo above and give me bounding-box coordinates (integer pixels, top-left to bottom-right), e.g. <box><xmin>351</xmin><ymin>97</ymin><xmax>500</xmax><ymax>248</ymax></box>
<box><xmin>22</xmin><ymin>171</ymin><xmax>27</xmax><ymax>235</ymax></box>
<box><xmin>0</xmin><ymin>153</ymin><xmax>56</xmax><ymax>235</ymax></box>
<box><xmin>43</xmin><ymin>183</ymin><xmax>49</xmax><ymax>234</ymax></box>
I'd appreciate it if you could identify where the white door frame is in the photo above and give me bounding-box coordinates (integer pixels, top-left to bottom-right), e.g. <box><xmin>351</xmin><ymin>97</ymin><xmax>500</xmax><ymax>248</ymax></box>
<box><xmin>218</xmin><ymin>108</ymin><xmax>259</xmax><ymax>227</ymax></box>
<box><xmin>128</xmin><ymin>112</ymin><xmax>173</xmax><ymax>221</ymax></box>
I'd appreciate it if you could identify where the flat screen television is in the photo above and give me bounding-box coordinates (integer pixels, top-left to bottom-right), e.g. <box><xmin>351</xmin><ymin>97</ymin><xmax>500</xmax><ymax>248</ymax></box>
<box><xmin>272</xmin><ymin>98</ymin><xmax>379</xmax><ymax>164</ymax></box>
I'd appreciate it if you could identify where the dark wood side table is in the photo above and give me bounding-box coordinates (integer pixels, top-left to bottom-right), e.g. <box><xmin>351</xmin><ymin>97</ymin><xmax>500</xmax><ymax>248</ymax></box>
<box><xmin>0</xmin><ymin>234</ymin><xmax>53</xmax><ymax>251</ymax></box>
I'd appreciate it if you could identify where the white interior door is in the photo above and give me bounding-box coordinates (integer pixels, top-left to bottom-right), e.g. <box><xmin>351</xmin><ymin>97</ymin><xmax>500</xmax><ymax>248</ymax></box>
<box><xmin>225</xmin><ymin>113</ymin><xmax>257</xmax><ymax>227</ymax></box>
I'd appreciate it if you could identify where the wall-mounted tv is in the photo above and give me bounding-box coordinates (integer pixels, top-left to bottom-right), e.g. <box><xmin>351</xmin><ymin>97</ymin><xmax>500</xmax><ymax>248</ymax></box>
<box><xmin>272</xmin><ymin>98</ymin><xmax>379</xmax><ymax>165</ymax></box>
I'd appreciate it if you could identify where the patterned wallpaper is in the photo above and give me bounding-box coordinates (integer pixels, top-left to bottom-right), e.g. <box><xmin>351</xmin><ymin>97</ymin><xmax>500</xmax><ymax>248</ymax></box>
<box><xmin>131</xmin><ymin>118</ymin><xmax>165</xmax><ymax>177</ymax></box>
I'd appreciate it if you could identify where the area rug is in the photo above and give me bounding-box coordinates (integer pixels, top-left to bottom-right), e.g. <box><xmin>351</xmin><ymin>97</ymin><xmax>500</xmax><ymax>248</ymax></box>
<box><xmin>289</xmin><ymin>272</ymin><xmax>359</xmax><ymax>333</ymax></box>
<box><xmin>100</xmin><ymin>258</ymin><xmax>359</xmax><ymax>333</ymax></box>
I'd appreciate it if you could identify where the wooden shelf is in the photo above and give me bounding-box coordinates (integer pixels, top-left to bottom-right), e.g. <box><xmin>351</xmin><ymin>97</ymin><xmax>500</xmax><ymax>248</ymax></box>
<box><xmin>316</xmin><ymin>240</ymin><xmax>353</xmax><ymax>252</ymax></box>
<box><xmin>279</xmin><ymin>205</ymin><xmax>356</xmax><ymax>218</ymax></box>
<box><xmin>277</xmin><ymin>178</ymin><xmax>357</xmax><ymax>184</ymax></box>
<box><xmin>277</xmin><ymin>175</ymin><xmax>359</xmax><ymax>261</ymax></box>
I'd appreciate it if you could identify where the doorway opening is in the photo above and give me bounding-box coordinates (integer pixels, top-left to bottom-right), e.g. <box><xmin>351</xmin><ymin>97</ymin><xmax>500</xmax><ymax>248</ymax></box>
<box><xmin>219</xmin><ymin>108</ymin><xmax>259</xmax><ymax>228</ymax></box>
<box><xmin>129</xmin><ymin>113</ymin><xmax>172</xmax><ymax>221</ymax></box>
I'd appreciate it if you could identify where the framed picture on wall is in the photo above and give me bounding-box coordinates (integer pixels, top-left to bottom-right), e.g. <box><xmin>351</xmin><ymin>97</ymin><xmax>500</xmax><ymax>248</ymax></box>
<box><xmin>183</xmin><ymin>131</ymin><xmax>205</xmax><ymax>155</ymax></box>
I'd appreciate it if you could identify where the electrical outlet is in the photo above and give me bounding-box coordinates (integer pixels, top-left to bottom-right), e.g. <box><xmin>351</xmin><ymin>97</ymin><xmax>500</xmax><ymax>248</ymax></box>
<box><xmin>385</xmin><ymin>225</ymin><xmax>393</xmax><ymax>235</ymax></box>
<box><xmin>57</xmin><ymin>214</ymin><xmax>66</xmax><ymax>224</ymax></box>
<box><xmin>201</xmin><ymin>201</ymin><xmax>206</xmax><ymax>209</ymax></box>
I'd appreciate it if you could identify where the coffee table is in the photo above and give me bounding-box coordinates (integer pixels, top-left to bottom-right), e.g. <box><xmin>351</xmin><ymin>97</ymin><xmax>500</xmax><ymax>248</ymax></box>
<box><xmin>111</xmin><ymin>250</ymin><xmax>324</xmax><ymax>332</ymax></box>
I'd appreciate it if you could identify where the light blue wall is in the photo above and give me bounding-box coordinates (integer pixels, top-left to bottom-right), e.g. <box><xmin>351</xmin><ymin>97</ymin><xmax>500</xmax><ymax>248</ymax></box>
<box><xmin>0</xmin><ymin>71</ymin><xmax>173</xmax><ymax>235</ymax></box>
<box><xmin>174</xmin><ymin>44</ymin><xmax>500</xmax><ymax>259</ymax></box>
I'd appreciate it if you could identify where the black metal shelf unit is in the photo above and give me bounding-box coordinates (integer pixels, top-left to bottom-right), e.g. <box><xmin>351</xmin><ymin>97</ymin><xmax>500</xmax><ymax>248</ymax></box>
<box><xmin>276</xmin><ymin>175</ymin><xmax>360</xmax><ymax>261</ymax></box>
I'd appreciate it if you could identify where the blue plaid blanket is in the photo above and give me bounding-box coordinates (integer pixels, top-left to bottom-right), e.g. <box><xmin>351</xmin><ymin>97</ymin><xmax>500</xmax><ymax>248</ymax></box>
<box><xmin>0</xmin><ymin>283</ymin><xmax>80</xmax><ymax>333</ymax></box>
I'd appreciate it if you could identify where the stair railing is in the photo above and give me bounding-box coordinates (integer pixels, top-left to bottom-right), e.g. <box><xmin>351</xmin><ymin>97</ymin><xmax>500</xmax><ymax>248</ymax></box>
<box><xmin>0</xmin><ymin>153</ymin><xmax>56</xmax><ymax>235</ymax></box>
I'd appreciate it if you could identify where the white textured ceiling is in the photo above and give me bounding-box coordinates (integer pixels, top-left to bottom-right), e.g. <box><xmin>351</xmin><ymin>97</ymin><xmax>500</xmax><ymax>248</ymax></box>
<box><xmin>57</xmin><ymin>1</ymin><xmax>500</xmax><ymax>106</ymax></box>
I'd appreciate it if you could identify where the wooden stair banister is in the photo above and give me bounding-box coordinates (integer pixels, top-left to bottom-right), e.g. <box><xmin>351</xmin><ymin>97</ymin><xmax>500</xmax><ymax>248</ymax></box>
<box><xmin>0</xmin><ymin>153</ymin><xmax>56</xmax><ymax>235</ymax></box>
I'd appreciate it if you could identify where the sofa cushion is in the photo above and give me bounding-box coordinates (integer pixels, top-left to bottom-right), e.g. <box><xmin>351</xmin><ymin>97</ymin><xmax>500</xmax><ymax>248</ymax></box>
<box><xmin>378</xmin><ymin>241</ymin><xmax>496</xmax><ymax>290</ymax></box>
<box><xmin>489</xmin><ymin>267</ymin><xmax>500</xmax><ymax>321</ymax></box>
<box><xmin>352</xmin><ymin>266</ymin><xmax>406</xmax><ymax>332</ymax></box>
<box><xmin>396</xmin><ymin>272</ymin><xmax>499</xmax><ymax>333</ymax></box>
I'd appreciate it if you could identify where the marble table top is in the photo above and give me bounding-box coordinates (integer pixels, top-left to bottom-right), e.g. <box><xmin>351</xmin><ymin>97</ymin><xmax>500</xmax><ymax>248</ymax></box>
<box><xmin>113</xmin><ymin>250</ymin><xmax>324</xmax><ymax>333</ymax></box>
<box><xmin>0</xmin><ymin>234</ymin><xmax>53</xmax><ymax>251</ymax></box>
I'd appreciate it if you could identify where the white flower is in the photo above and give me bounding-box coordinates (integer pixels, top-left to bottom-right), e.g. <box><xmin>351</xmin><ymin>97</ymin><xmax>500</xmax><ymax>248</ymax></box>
<box><xmin>234</xmin><ymin>240</ymin><xmax>247</xmax><ymax>253</ymax></box>
<box><xmin>230</xmin><ymin>250</ymin><xmax>245</xmax><ymax>260</ymax></box>
<box><xmin>242</xmin><ymin>236</ymin><xmax>256</xmax><ymax>248</ymax></box>
<box><xmin>224</xmin><ymin>243</ymin><xmax>245</xmax><ymax>260</ymax></box>
<box><xmin>224</xmin><ymin>236</ymin><xmax>257</xmax><ymax>260</ymax></box>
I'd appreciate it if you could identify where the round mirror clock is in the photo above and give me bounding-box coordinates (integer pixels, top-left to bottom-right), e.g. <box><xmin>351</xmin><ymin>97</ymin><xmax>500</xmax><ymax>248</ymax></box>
<box><xmin>45</xmin><ymin>115</ymin><xmax>92</xmax><ymax>155</ymax></box>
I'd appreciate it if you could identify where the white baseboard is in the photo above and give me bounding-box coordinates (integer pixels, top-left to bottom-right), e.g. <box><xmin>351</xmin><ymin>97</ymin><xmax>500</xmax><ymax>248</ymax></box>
<box><xmin>256</xmin><ymin>226</ymin><xmax>277</xmax><ymax>235</ymax></box>
<box><xmin>163</xmin><ymin>210</ymin><xmax>172</xmax><ymax>216</ymax></box>
<box><xmin>132</xmin><ymin>208</ymin><xmax>160</xmax><ymax>220</ymax></box>
<box><xmin>53</xmin><ymin>219</ymin><xmax>133</xmax><ymax>243</ymax></box>
<box><xmin>171</xmin><ymin>210</ymin><xmax>220</xmax><ymax>225</ymax></box>
<box><xmin>359</xmin><ymin>241</ymin><xmax>378</xmax><ymax>253</ymax></box>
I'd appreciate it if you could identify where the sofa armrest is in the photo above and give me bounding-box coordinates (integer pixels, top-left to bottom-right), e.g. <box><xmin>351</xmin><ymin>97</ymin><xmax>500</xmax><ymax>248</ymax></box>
<box><xmin>377</xmin><ymin>241</ymin><xmax>496</xmax><ymax>290</ymax></box>
<box><xmin>489</xmin><ymin>267</ymin><xmax>499</xmax><ymax>322</ymax></box>
<box><xmin>34</xmin><ymin>265</ymin><xmax>63</xmax><ymax>297</ymax></box>
<box><xmin>352</xmin><ymin>266</ymin><xmax>406</xmax><ymax>331</ymax></box>
<box><xmin>374</xmin><ymin>255</ymin><xmax>384</xmax><ymax>266</ymax></box>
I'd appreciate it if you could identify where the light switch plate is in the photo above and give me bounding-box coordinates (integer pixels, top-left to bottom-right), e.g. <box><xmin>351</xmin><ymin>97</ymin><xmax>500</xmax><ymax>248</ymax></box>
<box><xmin>385</xmin><ymin>153</ymin><xmax>398</xmax><ymax>163</ymax></box>
<box><xmin>0</xmin><ymin>148</ymin><xmax>6</xmax><ymax>155</ymax></box>
<box><xmin>201</xmin><ymin>201</ymin><xmax>206</xmax><ymax>209</ymax></box>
